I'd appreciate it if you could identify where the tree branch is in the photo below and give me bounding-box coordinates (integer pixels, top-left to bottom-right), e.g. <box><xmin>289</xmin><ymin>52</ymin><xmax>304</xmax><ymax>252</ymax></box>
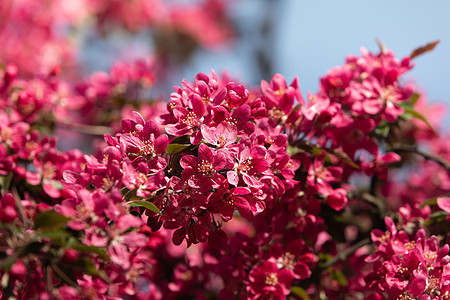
<box><xmin>56</xmin><ymin>121</ymin><xmax>114</xmax><ymax>136</ymax></box>
<box><xmin>321</xmin><ymin>237</ymin><xmax>371</xmax><ymax>270</ymax></box>
<box><xmin>392</xmin><ymin>144</ymin><xmax>450</xmax><ymax>171</ymax></box>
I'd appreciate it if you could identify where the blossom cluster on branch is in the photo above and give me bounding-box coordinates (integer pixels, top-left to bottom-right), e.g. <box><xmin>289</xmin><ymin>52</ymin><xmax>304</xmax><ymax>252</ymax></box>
<box><xmin>0</xmin><ymin>1</ymin><xmax>450</xmax><ymax>299</ymax></box>
<box><xmin>0</xmin><ymin>41</ymin><xmax>449</xmax><ymax>299</ymax></box>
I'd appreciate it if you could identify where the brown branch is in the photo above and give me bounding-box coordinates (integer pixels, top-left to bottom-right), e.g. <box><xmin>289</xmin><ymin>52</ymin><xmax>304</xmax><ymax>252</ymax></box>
<box><xmin>321</xmin><ymin>237</ymin><xmax>371</xmax><ymax>270</ymax></box>
<box><xmin>55</xmin><ymin>121</ymin><xmax>114</xmax><ymax>136</ymax></box>
<box><xmin>392</xmin><ymin>144</ymin><xmax>450</xmax><ymax>171</ymax></box>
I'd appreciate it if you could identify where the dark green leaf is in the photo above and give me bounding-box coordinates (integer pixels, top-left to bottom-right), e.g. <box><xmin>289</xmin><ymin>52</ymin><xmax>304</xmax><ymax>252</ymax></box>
<box><xmin>166</xmin><ymin>143</ymin><xmax>190</xmax><ymax>155</ymax></box>
<box><xmin>290</xmin><ymin>286</ymin><xmax>310</xmax><ymax>299</ymax></box>
<box><xmin>34</xmin><ymin>211</ymin><xmax>70</xmax><ymax>229</ymax></box>
<box><xmin>128</xmin><ymin>200</ymin><xmax>161</xmax><ymax>216</ymax></box>
<box><xmin>421</xmin><ymin>197</ymin><xmax>438</xmax><ymax>208</ymax></box>
<box><xmin>72</xmin><ymin>244</ymin><xmax>109</xmax><ymax>260</ymax></box>
<box><xmin>0</xmin><ymin>254</ymin><xmax>18</xmax><ymax>270</ymax></box>
<box><xmin>36</xmin><ymin>229</ymin><xmax>70</xmax><ymax>241</ymax></box>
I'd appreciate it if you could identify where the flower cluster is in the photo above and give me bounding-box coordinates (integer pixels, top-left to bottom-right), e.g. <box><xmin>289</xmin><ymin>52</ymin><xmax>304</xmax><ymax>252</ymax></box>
<box><xmin>365</xmin><ymin>217</ymin><xmax>450</xmax><ymax>299</ymax></box>
<box><xmin>1</xmin><ymin>21</ymin><xmax>450</xmax><ymax>299</ymax></box>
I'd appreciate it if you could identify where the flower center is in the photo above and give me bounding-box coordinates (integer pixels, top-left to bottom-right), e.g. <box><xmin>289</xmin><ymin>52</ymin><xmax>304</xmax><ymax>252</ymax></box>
<box><xmin>238</xmin><ymin>158</ymin><xmax>253</xmax><ymax>173</ymax></box>
<box><xmin>182</xmin><ymin>112</ymin><xmax>199</xmax><ymax>127</ymax></box>
<box><xmin>424</xmin><ymin>251</ymin><xmax>437</xmax><ymax>265</ymax></box>
<box><xmin>43</xmin><ymin>162</ymin><xmax>57</xmax><ymax>179</ymax></box>
<box><xmin>277</xmin><ymin>252</ymin><xmax>296</xmax><ymax>270</ymax></box>
<box><xmin>269</xmin><ymin>107</ymin><xmax>284</xmax><ymax>121</ymax></box>
<box><xmin>273</xmin><ymin>88</ymin><xmax>285</xmax><ymax>97</ymax></box>
<box><xmin>218</xmin><ymin>135</ymin><xmax>228</xmax><ymax>148</ymax></box>
<box><xmin>378</xmin><ymin>231</ymin><xmax>391</xmax><ymax>244</ymax></box>
<box><xmin>265</xmin><ymin>272</ymin><xmax>278</xmax><ymax>286</ymax></box>
<box><xmin>405</xmin><ymin>241</ymin><xmax>416</xmax><ymax>251</ymax></box>
<box><xmin>223</xmin><ymin>194</ymin><xmax>234</xmax><ymax>206</ymax></box>
<box><xmin>136</xmin><ymin>172</ymin><xmax>147</xmax><ymax>186</ymax></box>
<box><xmin>382</xmin><ymin>85</ymin><xmax>396</xmax><ymax>103</ymax></box>
<box><xmin>139</xmin><ymin>140</ymin><xmax>155</xmax><ymax>156</ymax></box>
<box><xmin>0</xmin><ymin>127</ymin><xmax>12</xmax><ymax>143</ymax></box>
<box><xmin>198</xmin><ymin>160</ymin><xmax>213</xmax><ymax>175</ymax></box>
<box><xmin>396</xmin><ymin>292</ymin><xmax>414</xmax><ymax>300</ymax></box>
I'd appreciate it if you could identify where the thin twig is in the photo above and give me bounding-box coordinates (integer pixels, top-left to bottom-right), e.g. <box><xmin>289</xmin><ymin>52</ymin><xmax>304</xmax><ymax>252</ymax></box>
<box><xmin>321</xmin><ymin>237</ymin><xmax>371</xmax><ymax>270</ymax></box>
<box><xmin>50</xmin><ymin>263</ymin><xmax>80</xmax><ymax>289</ymax></box>
<box><xmin>12</xmin><ymin>186</ymin><xmax>31</xmax><ymax>227</ymax></box>
<box><xmin>392</xmin><ymin>144</ymin><xmax>450</xmax><ymax>171</ymax></box>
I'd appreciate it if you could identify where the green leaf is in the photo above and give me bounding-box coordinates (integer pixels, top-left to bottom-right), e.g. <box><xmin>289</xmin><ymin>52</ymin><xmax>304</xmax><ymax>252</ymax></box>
<box><xmin>71</xmin><ymin>244</ymin><xmax>109</xmax><ymax>260</ymax></box>
<box><xmin>0</xmin><ymin>173</ymin><xmax>13</xmax><ymax>194</ymax></box>
<box><xmin>165</xmin><ymin>143</ymin><xmax>190</xmax><ymax>155</ymax></box>
<box><xmin>331</xmin><ymin>270</ymin><xmax>348</xmax><ymax>287</ymax></box>
<box><xmin>421</xmin><ymin>197</ymin><xmax>438</xmax><ymax>208</ymax></box>
<box><xmin>34</xmin><ymin>211</ymin><xmax>71</xmax><ymax>229</ymax></box>
<box><xmin>128</xmin><ymin>200</ymin><xmax>161</xmax><ymax>215</ymax></box>
<box><xmin>429</xmin><ymin>210</ymin><xmax>448</xmax><ymax>219</ymax></box>
<box><xmin>36</xmin><ymin>229</ymin><xmax>70</xmax><ymax>241</ymax></box>
<box><xmin>409</xmin><ymin>92</ymin><xmax>420</xmax><ymax>106</ymax></box>
<box><xmin>311</xmin><ymin>146</ymin><xmax>323</xmax><ymax>156</ymax></box>
<box><xmin>403</xmin><ymin>107</ymin><xmax>437</xmax><ymax>134</ymax></box>
<box><xmin>398</xmin><ymin>101</ymin><xmax>414</xmax><ymax>111</ymax></box>
<box><xmin>290</xmin><ymin>286</ymin><xmax>310</xmax><ymax>299</ymax></box>
<box><xmin>78</xmin><ymin>257</ymin><xmax>110</xmax><ymax>283</ymax></box>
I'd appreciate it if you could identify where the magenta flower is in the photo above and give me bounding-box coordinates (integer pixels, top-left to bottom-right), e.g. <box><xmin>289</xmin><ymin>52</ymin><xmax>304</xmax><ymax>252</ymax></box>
<box><xmin>225</xmin><ymin>82</ymin><xmax>249</xmax><ymax>108</ymax></box>
<box><xmin>201</xmin><ymin>122</ymin><xmax>237</xmax><ymax>148</ymax></box>
<box><xmin>270</xmin><ymin>239</ymin><xmax>317</xmax><ymax>280</ymax></box>
<box><xmin>122</xmin><ymin>159</ymin><xmax>166</xmax><ymax>197</ymax></box>
<box><xmin>208</xmin><ymin>179</ymin><xmax>253</xmax><ymax>222</ymax></box>
<box><xmin>307</xmin><ymin>153</ymin><xmax>343</xmax><ymax>196</ymax></box>
<box><xmin>437</xmin><ymin>197</ymin><xmax>450</xmax><ymax>213</ymax></box>
<box><xmin>165</xmin><ymin>93</ymin><xmax>206</xmax><ymax>144</ymax></box>
<box><xmin>261</xmin><ymin>73</ymin><xmax>304</xmax><ymax>115</ymax></box>
<box><xmin>248</xmin><ymin>257</ymin><xmax>294</xmax><ymax>300</ymax></box>
<box><xmin>366</xmin><ymin>217</ymin><xmax>409</xmax><ymax>262</ymax></box>
<box><xmin>226</xmin><ymin>143</ymin><xmax>270</xmax><ymax>188</ymax></box>
<box><xmin>349</xmin><ymin>76</ymin><xmax>412</xmax><ymax>122</ymax></box>
<box><xmin>119</xmin><ymin>112</ymin><xmax>168</xmax><ymax>172</ymax></box>
<box><xmin>0</xmin><ymin>193</ymin><xmax>18</xmax><ymax>223</ymax></box>
<box><xmin>120</xmin><ymin>128</ymin><xmax>168</xmax><ymax>159</ymax></box>
<box><xmin>180</xmin><ymin>143</ymin><xmax>226</xmax><ymax>192</ymax></box>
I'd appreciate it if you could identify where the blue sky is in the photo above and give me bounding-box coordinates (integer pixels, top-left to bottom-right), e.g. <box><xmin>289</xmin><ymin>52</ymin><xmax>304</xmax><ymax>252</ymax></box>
<box><xmin>184</xmin><ymin>0</ymin><xmax>449</xmax><ymax>127</ymax></box>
